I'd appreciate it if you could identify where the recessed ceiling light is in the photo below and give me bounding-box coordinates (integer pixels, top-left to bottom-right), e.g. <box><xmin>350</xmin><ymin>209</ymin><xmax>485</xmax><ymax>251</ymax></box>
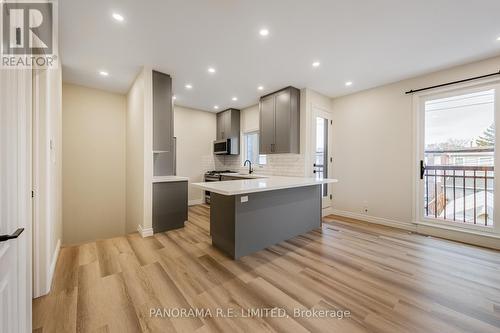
<box><xmin>172</xmin><ymin>95</ymin><xmax>177</xmax><ymax>100</ymax></box>
<box><xmin>213</xmin><ymin>105</ymin><xmax>219</xmax><ymax>110</ymax></box>
<box><xmin>312</xmin><ymin>61</ymin><xmax>320</xmax><ymax>68</ymax></box>
<box><xmin>345</xmin><ymin>81</ymin><xmax>353</xmax><ymax>86</ymax></box>
<box><xmin>232</xmin><ymin>97</ymin><xmax>238</xmax><ymax>101</ymax></box>
<box><xmin>257</xmin><ymin>86</ymin><xmax>264</xmax><ymax>91</ymax></box>
<box><xmin>185</xmin><ymin>84</ymin><xmax>193</xmax><ymax>89</ymax></box>
<box><xmin>259</xmin><ymin>28</ymin><xmax>269</xmax><ymax>37</ymax></box>
<box><xmin>497</xmin><ymin>36</ymin><xmax>500</xmax><ymax>41</ymax></box>
<box><xmin>112</xmin><ymin>13</ymin><xmax>124</xmax><ymax>22</ymax></box>
<box><xmin>99</xmin><ymin>71</ymin><xmax>109</xmax><ymax>76</ymax></box>
<box><xmin>208</xmin><ymin>67</ymin><xmax>216</xmax><ymax>74</ymax></box>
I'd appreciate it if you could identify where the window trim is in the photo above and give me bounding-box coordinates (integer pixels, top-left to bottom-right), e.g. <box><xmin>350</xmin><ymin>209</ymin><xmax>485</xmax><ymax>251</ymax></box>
<box><xmin>412</xmin><ymin>79</ymin><xmax>500</xmax><ymax>235</ymax></box>
<box><xmin>243</xmin><ymin>130</ymin><xmax>266</xmax><ymax>165</ymax></box>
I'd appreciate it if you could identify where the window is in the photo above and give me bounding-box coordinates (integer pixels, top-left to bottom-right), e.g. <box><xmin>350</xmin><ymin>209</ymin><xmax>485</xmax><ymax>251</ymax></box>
<box><xmin>244</xmin><ymin>131</ymin><xmax>266</xmax><ymax>165</ymax></box>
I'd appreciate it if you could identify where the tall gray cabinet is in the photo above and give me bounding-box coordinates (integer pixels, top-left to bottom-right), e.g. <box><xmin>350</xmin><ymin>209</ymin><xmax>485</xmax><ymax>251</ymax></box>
<box><xmin>153</xmin><ymin>71</ymin><xmax>176</xmax><ymax>176</ymax></box>
<box><xmin>259</xmin><ymin>86</ymin><xmax>300</xmax><ymax>154</ymax></box>
<box><xmin>151</xmin><ymin>70</ymin><xmax>187</xmax><ymax>233</ymax></box>
<box><xmin>153</xmin><ymin>71</ymin><xmax>173</xmax><ymax>152</ymax></box>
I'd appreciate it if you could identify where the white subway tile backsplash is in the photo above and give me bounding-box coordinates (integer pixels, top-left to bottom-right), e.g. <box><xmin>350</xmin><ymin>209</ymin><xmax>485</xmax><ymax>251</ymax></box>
<box><xmin>199</xmin><ymin>153</ymin><xmax>306</xmax><ymax>177</ymax></box>
<box><xmin>215</xmin><ymin>154</ymin><xmax>305</xmax><ymax>177</ymax></box>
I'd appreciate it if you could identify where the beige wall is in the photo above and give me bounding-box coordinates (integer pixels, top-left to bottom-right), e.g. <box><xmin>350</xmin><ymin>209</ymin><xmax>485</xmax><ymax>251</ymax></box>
<box><xmin>126</xmin><ymin>70</ymin><xmax>146</xmax><ymax>233</ymax></box>
<box><xmin>240</xmin><ymin>104</ymin><xmax>259</xmax><ymax>132</ymax></box>
<box><xmin>174</xmin><ymin>106</ymin><xmax>216</xmax><ymax>203</ymax></box>
<box><xmin>32</xmin><ymin>63</ymin><xmax>63</xmax><ymax>297</ymax></box>
<box><xmin>330</xmin><ymin>55</ymin><xmax>500</xmax><ymax>227</ymax></box>
<box><xmin>62</xmin><ymin>83</ymin><xmax>126</xmax><ymax>244</ymax></box>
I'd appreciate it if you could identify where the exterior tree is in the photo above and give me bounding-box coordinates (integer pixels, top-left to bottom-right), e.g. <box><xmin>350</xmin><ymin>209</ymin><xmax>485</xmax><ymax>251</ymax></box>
<box><xmin>425</xmin><ymin>138</ymin><xmax>470</xmax><ymax>151</ymax></box>
<box><xmin>476</xmin><ymin>124</ymin><xmax>495</xmax><ymax>147</ymax></box>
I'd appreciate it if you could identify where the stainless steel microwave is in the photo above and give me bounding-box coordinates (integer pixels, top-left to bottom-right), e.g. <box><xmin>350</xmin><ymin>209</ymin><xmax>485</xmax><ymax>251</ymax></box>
<box><xmin>213</xmin><ymin>138</ymin><xmax>239</xmax><ymax>155</ymax></box>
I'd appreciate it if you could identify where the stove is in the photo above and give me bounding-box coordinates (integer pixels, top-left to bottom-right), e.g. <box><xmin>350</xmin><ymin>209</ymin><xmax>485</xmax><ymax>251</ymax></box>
<box><xmin>204</xmin><ymin>170</ymin><xmax>238</xmax><ymax>180</ymax></box>
<box><xmin>204</xmin><ymin>170</ymin><xmax>238</xmax><ymax>203</ymax></box>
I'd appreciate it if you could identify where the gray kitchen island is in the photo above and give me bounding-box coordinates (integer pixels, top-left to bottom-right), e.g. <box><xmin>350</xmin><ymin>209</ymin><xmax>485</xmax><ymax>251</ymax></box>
<box><xmin>192</xmin><ymin>176</ymin><xmax>338</xmax><ymax>259</ymax></box>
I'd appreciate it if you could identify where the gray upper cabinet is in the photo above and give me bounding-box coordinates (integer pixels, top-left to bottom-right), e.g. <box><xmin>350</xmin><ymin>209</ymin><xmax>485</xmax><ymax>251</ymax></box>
<box><xmin>152</xmin><ymin>71</ymin><xmax>173</xmax><ymax>152</ymax></box>
<box><xmin>259</xmin><ymin>95</ymin><xmax>275</xmax><ymax>154</ymax></box>
<box><xmin>216</xmin><ymin>109</ymin><xmax>240</xmax><ymax>140</ymax></box>
<box><xmin>259</xmin><ymin>86</ymin><xmax>300</xmax><ymax>154</ymax></box>
<box><xmin>216</xmin><ymin>112</ymin><xmax>224</xmax><ymax>140</ymax></box>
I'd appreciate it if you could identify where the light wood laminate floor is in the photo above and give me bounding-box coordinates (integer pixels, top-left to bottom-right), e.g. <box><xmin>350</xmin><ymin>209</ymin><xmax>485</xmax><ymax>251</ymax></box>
<box><xmin>33</xmin><ymin>204</ymin><xmax>500</xmax><ymax>332</ymax></box>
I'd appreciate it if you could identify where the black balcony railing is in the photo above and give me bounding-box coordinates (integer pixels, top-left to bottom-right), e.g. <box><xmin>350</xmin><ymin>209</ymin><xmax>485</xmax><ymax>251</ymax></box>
<box><xmin>424</xmin><ymin>165</ymin><xmax>494</xmax><ymax>226</ymax></box>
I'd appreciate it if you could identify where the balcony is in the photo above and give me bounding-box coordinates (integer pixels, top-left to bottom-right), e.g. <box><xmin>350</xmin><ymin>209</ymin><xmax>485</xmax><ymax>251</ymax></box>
<box><xmin>424</xmin><ymin>150</ymin><xmax>494</xmax><ymax>226</ymax></box>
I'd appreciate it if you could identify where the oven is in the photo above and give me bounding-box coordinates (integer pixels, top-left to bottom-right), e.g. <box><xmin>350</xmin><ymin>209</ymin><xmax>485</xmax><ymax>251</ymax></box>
<box><xmin>203</xmin><ymin>173</ymin><xmax>221</xmax><ymax>204</ymax></box>
<box><xmin>203</xmin><ymin>170</ymin><xmax>237</xmax><ymax>204</ymax></box>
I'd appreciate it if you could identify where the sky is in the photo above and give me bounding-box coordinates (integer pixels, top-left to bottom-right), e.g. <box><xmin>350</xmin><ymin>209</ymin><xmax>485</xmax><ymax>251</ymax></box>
<box><xmin>425</xmin><ymin>89</ymin><xmax>495</xmax><ymax>147</ymax></box>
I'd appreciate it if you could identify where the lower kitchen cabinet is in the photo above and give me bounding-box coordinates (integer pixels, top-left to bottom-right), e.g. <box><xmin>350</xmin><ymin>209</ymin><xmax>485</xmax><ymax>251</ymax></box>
<box><xmin>152</xmin><ymin>181</ymin><xmax>188</xmax><ymax>233</ymax></box>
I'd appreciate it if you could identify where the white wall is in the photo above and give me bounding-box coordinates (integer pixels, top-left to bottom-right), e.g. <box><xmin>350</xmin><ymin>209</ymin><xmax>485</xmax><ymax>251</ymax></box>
<box><xmin>126</xmin><ymin>67</ymin><xmax>154</xmax><ymax>235</ymax></box>
<box><xmin>32</xmin><ymin>65</ymin><xmax>63</xmax><ymax>297</ymax></box>
<box><xmin>174</xmin><ymin>106</ymin><xmax>216</xmax><ymax>203</ymax></box>
<box><xmin>330</xmin><ymin>55</ymin><xmax>500</xmax><ymax>228</ymax></box>
<box><xmin>126</xmin><ymin>70</ymin><xmax>145</xmax><ymax>233</ymax></box>
<box><xmin>62</xmin><ymin>83</ymin><xmax>126</xmax><ymax>244</ymax></box>
<box><xmin>240</xmin><ymin>104</ymin><xmax>259</xmax><ymax>132</ymax></box>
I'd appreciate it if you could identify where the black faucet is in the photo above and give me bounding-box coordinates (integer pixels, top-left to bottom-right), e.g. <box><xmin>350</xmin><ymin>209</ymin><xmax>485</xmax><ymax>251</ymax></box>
<box><xmin>243</xmin><ymin>160</ymin><xmax>253</xmax><ymax>174</ymax></box>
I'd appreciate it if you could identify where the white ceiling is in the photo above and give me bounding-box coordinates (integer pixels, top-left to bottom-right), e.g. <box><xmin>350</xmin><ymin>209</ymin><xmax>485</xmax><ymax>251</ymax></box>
<box><xmin>60</xmin><ymin>0</ymin><xmax>500</xmax><ymax>112</ymax></box>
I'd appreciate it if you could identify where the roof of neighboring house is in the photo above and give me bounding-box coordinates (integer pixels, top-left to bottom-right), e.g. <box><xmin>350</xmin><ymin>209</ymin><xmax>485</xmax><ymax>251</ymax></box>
<box><xmin>441</xmin><ymin>191</ymin><xmax>494</xmax><ymax>225</ymax></box>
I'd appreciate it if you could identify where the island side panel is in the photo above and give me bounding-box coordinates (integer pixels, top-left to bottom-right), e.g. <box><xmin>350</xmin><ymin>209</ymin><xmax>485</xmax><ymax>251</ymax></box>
<box><xmin>210</xmin><ymin>192</ymin><xmax>236</xmax><ymax>258</ymax></box>
<box><xmin>234</xmin><ymin>185</ymin><xmax>321</xmax><ymax>259</ymax></box>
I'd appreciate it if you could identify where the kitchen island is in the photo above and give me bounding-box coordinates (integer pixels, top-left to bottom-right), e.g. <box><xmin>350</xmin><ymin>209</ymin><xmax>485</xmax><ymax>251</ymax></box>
<box><xmin>192</xmin><ymin>176</ymin><xmax>338</xmax><ymax>259</ymax></box>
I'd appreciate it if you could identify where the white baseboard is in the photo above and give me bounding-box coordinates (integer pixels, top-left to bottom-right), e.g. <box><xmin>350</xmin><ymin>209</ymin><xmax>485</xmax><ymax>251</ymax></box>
<box><xmin>328</xmin><ymin>209</ymin><xmax>500</xmax><ymax>250</ymax></box>
<box><xmin>416</xmin><ymin>223</ymin><xmax>500</xmax><ymax>250</ymax></box>
<box><xmin>46</xmin><ymin>238</ymin><xmax>61</xmax><ymax>294</ymax></box>
<box><xmin>188</xmin><ymin>198</ymin><xmax>204</xmax><ymax>206</ymax></box>
<box><xmin>322</xmin><ymin>207</ymin><xmax>333</xmax><ymax>217</ymax></box>
<box><xmin>137</xmin><ymin>224</ymin><xmax>154</xmax><ymax>237</ymax></box>
<box><xmin>329</xmin><ymin>209</ymin><xmax>416</xmax><ymax>232</ymax></box>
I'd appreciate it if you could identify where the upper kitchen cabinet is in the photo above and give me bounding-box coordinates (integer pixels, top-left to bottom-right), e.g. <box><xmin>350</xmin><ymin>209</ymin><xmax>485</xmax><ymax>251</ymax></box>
<box><xmin>216</xmin><ymin>108</ymin><xmax>240</xmax><ymax>140</ymax></box>
<box><xmin>152</xmin><ymin>70</ymin><xmax>173</xmax><ymax>152</ymax></box>
<box><xmin>259</xmin><ymin>86</ymin><xmax>300</xmax><ymax>154</ymax></box>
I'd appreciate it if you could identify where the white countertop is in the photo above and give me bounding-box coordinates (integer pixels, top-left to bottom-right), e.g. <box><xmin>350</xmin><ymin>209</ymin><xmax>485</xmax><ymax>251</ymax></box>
<box><xmin>192</xmin><ymin>176</ymin><xmax>338</xmax><ymax>195</ymax></box>
<box><xmin>152</xmin><ymin>176</ymin><xmax>189</xmax><ymax>183</ymax></box>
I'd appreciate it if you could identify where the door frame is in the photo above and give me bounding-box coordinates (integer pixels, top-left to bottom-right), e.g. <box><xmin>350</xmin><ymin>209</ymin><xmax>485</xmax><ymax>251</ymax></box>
<box><xmin>412</xmin><ymin>77</ymin><xmax>500</xmax><ymax>235</ymax></box>
<box><xmin>311</xmin><ymin>105</ymin><xmax>334</xmax><ymax>211</ymax></box>
<box><xmin>0</xmin><ymin>67</ymin><xmax>33</xmax><ymax>332</ymax></box>
<box><xmin>32</xmin><ymin>68</ymin><xmax>44</xmax><ymax>298</ymax></box>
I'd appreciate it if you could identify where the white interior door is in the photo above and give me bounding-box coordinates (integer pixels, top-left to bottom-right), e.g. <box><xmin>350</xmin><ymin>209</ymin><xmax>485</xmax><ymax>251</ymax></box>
<box><xmin>311</xmin><ymin>108</ymin><xmax>333</xmax><ymax>210</ymax></box>
<box><xmin>0</xmin><ymin>68</ymin><xmax>33</xmax><ymax>332</ymax></box>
